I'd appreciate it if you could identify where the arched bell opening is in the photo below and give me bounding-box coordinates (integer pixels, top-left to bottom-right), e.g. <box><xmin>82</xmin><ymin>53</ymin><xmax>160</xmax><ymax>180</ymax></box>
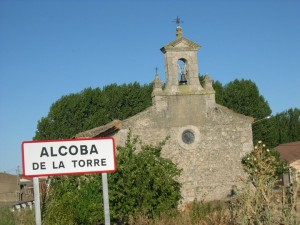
<box><xmin>177</xmin><ymin>58</ymin><xmax>188</xmax><ymax>85</ymax></box>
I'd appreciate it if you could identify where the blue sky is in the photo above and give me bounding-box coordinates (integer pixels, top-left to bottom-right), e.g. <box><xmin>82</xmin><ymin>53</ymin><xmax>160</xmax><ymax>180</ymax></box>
<box><xmin>0</xmin><ymin>0</ymin><xmax>299</xmax><ymax>174</ymax></box>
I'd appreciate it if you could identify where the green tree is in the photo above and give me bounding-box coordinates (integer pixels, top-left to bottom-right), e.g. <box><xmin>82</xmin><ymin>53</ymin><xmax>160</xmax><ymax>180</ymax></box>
<box><xmin>213</xmin><ymin>80</ymin><xmax>224</xmax><ymax>105</ymax></box>
<box><xmin>222</xmin><ymin>79</ymin><xmax>271</xmax><ymax>119</ymax></box>
<box><xmin>109</xmin><ymin>135</ymin><xmax>182</xmax><ymax>222</ymax></box>
<box><xmin>252</xmin><ymin>116</ymin><xmax>279</xmax><ymax>148</ymax></box>
<box><xmin>273</xmin><ymin>108</ymin><xmax>300</xmax><ymax>145</ymax></box>
<box><xmin>43</xmin><ymin>136</ymin><xmax>182</xmax><ymax>225</ymax></box>
<box><xmin>34</xmin><ymin>83</ymin><xmax>152</xmax><ymax>140</ymax></box>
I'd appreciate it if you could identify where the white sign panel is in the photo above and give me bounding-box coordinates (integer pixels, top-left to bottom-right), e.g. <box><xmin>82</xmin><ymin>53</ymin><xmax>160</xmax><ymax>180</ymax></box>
<box><xmin>22</xmin><ymin>138</ymin><xmax>116</xmax><ymax>177</ymax></box>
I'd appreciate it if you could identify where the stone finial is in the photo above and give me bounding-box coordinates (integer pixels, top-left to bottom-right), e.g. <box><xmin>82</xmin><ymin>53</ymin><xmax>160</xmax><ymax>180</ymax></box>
<box><xmin>176</xmin><ymin>26</ymin><xmax>183</xmax><ymax>39</ymax></box>
<box><xmin>203</xmin><ymin>74</ymin><xmax>214</xmax><ymax>90</ymax></box>
<box><xmin>152</xmin><ymin>73</ymin><xmax>163</xmax><ymax>96</ymax></box>
<box><xmin>153</xmin><ymin>74</ymin><xmax>162</xmax><ymax>89</ymax></box>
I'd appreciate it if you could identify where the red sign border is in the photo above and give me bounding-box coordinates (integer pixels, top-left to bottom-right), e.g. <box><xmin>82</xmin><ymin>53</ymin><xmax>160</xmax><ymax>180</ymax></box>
<box><xmin>22</xmin><ymin>137</ymin><xmax>117</xmax><ymax>178</ymax></box>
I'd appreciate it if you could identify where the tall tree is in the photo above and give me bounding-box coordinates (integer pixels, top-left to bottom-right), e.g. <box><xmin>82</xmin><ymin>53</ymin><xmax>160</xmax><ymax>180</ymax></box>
<box><xmin>252</xmin><ymin>117</ymin><xmax>279</xmax><ymax>149</ymax></box>
<box><xmin>273</xmin><ymin>108</ymin><xmax>300</xmax><ymax>145</ymax></box>
<box><xmin>34</xmin><ymin>82</ymin><xmax>152</xmax><ymax>140</ymax></box>
<box><xmin>222</xmin><ymin>79</ymin><xmax>271</xmax><ymax>119</ymax></box>
<box><xmin>213</xmin><ymin>80</ymin><xmax>224</xmax><ymax>105</ymax></box>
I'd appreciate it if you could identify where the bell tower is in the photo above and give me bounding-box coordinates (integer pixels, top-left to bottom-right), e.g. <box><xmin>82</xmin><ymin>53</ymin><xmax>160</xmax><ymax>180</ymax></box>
<box><xmin>152</xmin><ymin>19</ymin><xmax>216</xmax><ymax>110</ymax></box>
<box><xmin>160</xmin><ymin>24</ymin><xmax>203</xmax><ymax>94</ymax></box>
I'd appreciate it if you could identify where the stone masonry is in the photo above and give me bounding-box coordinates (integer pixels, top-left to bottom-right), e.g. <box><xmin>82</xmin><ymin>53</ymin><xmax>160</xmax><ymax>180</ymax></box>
<box><xmin>76</xmin><ymin>25</ymin><xmax>254</xmax><ymax>203</ymax></box>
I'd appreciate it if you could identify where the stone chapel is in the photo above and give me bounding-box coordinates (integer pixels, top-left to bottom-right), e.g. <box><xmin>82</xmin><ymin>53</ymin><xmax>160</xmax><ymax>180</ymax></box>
<box><xmin>76</xmin><ymin>25</ymin><xmax>254</xmax><ymax>203</ymax></box>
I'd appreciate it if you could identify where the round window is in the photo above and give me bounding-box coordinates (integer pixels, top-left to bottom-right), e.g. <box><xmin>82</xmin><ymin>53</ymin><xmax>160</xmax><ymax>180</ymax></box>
<box><xmin>182</xmin><ymin>130</ymin><xmax>195</xmax><ymax>144</ymax></box>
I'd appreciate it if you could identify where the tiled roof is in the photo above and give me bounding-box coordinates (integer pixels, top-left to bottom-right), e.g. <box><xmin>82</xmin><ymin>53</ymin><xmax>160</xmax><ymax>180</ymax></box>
<box><xmin>74</xmin><ymin>120</ymin><xmax>121</xmax><ymax>138</ymax></box>
<box><xmin>275</xmin><ymin>142</ymin><xmax>300</xmax><ymax>163</ymax></box>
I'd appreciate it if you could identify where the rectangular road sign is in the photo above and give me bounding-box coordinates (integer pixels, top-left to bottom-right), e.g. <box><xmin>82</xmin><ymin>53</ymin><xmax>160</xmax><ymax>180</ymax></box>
<box><xmin>22</xmin><ymin>138</ymin><xmax>116</xmax><ymax>177</ymax></box>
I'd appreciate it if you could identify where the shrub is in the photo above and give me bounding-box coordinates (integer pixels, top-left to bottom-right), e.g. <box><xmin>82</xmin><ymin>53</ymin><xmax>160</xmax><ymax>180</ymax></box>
<box><xmin>109</xmin><ymin>135</ymin><xmax>182</xmax><ymax>223</ymax></box>
<box><xmin>43</xmin><ymin>134</ymin><xmax>182</xmax><ymax>224</ymax></box>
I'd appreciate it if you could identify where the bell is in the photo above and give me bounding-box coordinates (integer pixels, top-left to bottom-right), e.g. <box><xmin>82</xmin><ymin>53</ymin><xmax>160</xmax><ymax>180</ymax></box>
<box><xmin>179</xmin><ymin>72</ymin><xmax>187</xmax><ymax>85</ymax></box>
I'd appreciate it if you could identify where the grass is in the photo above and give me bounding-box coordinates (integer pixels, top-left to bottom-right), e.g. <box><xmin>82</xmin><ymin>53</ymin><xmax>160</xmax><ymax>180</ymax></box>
<box><xmin>2</xmin><ymin>186</ymin><xmax>298</xmax><ymax>225</ymax></box>
<box><xmin>127</xmin><ymin>200</ymin><xmax>231</xmax><ymax>225</ymax></box>
<box><xmin>127</xmin><ymin>185</ymin><xmax>299</xmax><ymax>225</ymax></box>
<box><xmin>0</xmin><ymin>204</ymin><xmax>35</xmax><ymax>225</ymax></box>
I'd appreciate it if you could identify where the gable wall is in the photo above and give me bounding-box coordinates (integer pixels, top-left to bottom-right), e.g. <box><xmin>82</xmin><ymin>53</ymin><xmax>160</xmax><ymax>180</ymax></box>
<box><xmin>113</xmin><ymin>94</ymin><xmax>253</xmax><ymax>203</ymax></box>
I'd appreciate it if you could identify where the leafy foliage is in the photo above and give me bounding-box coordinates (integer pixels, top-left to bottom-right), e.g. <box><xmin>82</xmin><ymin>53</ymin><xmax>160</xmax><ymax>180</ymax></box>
<box><xmin>274</xmin><ymin>108</ymin><xmax>300</xmax><ymax>145</ymax></box>
<box><xmin>42</xmin><ymin>135</ymin><xmax>182</xmax><ymax>225</ymax></box>
<box><xmin>212</xmin><ymin>80</ymin><xmax>224</xmax><ymax>105</ymax></box>
<box><xmin>34</xmin><ymin>82</ymin><xmax>152</xmax><ymax>140</ymax></box>
<box><xmin>109</xmin><ymin>135</ymin><xmax>182</xmax><ymax>222</ymax></box>
<box><xmin>222</xmin><ymin>79</ymin><xmax>271</xmax><ymax>119</ymax></box>
<box><xmin>252</xmin><ymin>108</ymin><xmax>300</xmax><ymax>148</ymax></box>
<box><xmin>252</xmin><ymin>116</ymin><xmax>278</xmax><ymax>148</ymax></box>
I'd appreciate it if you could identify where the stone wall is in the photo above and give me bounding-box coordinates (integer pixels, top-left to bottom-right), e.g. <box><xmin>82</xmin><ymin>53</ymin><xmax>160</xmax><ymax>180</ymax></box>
<box><xmin>113</xmin><ymin>94</ymin><xmax>253</xmax><ymax>203</ymax></box>
<box><xmin>0</xmin><ymin>173</ymin><xmax>19</xmax><ymax>202</ymax></box>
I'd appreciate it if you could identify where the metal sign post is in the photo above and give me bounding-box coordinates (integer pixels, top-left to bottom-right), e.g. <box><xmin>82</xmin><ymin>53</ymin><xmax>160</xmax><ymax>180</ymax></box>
<box><xmin>33</xmin><ymin>177</ymin><xmax>41</xmax><ymax>225</ymax></box>
<box><xmin>102</xmin><ymin>173</ymin><xmax>110</xmax><ymax>225</ymax></box>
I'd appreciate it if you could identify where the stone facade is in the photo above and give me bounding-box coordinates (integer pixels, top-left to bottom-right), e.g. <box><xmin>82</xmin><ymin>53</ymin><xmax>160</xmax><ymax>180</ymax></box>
<box><xmin>76</xmin><ymin>25</ymin><xmax>254</xmax><ymax>203</ymax></box>
<box><xmin>114</xmin><ymin>101</ymin><xmax>253</xmax><ymax>202</ymax></box>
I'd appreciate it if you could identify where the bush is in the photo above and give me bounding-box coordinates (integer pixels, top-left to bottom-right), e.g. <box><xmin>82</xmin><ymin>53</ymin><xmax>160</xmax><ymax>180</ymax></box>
<box><xmin>109</xmin><ymin>135</ymin><xmax>182</xmax><ymax>223</ymax></box>
<box><xmin>242</xmin><ymin>141</ymin><xmax>289</xmax><ymax>178</ymax></box>
<box><xmin>43</xmin><ymin>134</ymin><xmax>182</xmax><ymax>224</ymax></box>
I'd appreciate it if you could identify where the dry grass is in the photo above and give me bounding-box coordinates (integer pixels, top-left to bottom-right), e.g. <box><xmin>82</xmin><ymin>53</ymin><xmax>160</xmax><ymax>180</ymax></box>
<box><xmin>127</xmin><ymin>185</ymin><xmax>299</xmax><ymax>225</ymax></box>
<box><xmin>2</xmin><ymin>187</ymin><xmax>298</xmax><ymax>225</ymax></box>
<box><xmin>127</xmin><ymin>200</ymin><xmax>232</xmax><ymax>225</ymax></box>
